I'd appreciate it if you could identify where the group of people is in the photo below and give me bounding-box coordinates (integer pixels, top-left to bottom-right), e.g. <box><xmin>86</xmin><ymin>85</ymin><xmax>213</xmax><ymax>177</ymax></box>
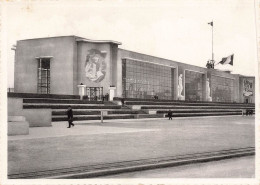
<box><xmin>206</xmin><ymin>60</ymin><xmax>214</xmax><ymax>69</ymax></box>
<box><xmin>102</xmin><ymin>93</ymin><xmax>109</xmax><ymax>101</ymax></box>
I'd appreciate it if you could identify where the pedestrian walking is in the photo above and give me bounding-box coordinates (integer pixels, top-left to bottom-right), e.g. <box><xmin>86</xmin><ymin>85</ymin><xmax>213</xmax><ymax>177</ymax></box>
<box><xmin>168</xmin><ymin>109</ymin><xmax>173</xmax><ymax>120</ymax></box>
<box><xmin>67</xmin><ymin>105</ymin><xmax>74</xmax><ymax>128</ymax></box>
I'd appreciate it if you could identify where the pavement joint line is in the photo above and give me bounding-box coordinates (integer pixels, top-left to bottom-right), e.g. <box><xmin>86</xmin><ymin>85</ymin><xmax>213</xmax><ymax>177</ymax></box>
<box><xmin>8</xmin><ymin>147</ymin><xmax>255</xmax><ymax>179</ymax></box>
<box><xmin>8</xmin><ymin>129</ymin><xmax>159</xmax><ymax>141</ymax></box>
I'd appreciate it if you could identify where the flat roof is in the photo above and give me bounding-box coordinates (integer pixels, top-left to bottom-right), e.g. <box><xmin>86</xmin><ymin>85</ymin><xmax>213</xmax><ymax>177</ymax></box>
<box><xmin>18</xmin><ymin>35</ymin><xmax>121</xmax><ymax>45</ymax></box>
<box><xmin>75</xmin><ymin>38</ymin><xmax>121</xmax><ymax>45</ymax></box>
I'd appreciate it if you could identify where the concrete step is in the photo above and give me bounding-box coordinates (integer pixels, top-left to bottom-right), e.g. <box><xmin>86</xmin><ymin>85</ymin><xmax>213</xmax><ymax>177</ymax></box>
<box><xmin>166</xmin><ymin>112</ymin><xmax>242</xmax><ymax>117</ymax></box>
<box><xmin>24</xmin><ymin>104</ymin><xmax>122</xmax><ymax>109</ymax></box>
<box><xmin>52</xmin><ymin>114</ymin><xmax>136</xmax><ymax>122</ymax></box>
<box><xmin>52</xmin><ymin>110</ymin><xmax>101</xmax><ymax>115</ymax></box>
<box><xmin>141</xmin><ymin>105</ymin><xmax>255</xmax><ymax>109</ymax></box>
<box><xmin>23</xmin><ymin>103</ymin><xmax>105</xmax><ymax>106</ymax></box>
<box><xmin>8</xmin><ymin>116</ymin><xmax>26</xmax><ymax>122</ymax></box>
<box><xmin>126</xmin><ymin>101</ymin><xmax>255</xmax><ymax>107</ymax></box>
<box><xmin>52</xmin><ymin>111</ymin><xmax>241</xmax><ymax>121</ymax></box>
<box><xmin>23</xmin><ymin>98</ymin><xmax>104</xmax><ymax>104</ymax></box>
<box><xmin>52</xmin><ymin>109</ymin><xmax>144</xmax><ymax>115</ymax></box>
<box><xmin>114</xmin><ymin>97</ymin><xmax>255</xmax><ymax>106</ymax></box>
<box><xmin>137</xmin><ymin>114</ymin><xmax>165</xmax><ymax>118</ymax></box>
<box><xmin>107</xmin><ymin>110</ymin><xmax>144</xmax><ymax>114</ymax></box>
<box><xmin>103</xmin><ymin>101</ymin><xmax>118</xmax><ymax>105</ymax></box>
<box><xmin>157</xmin><ymin>109</ymin><xmax>245</xmax><ymax>113</ymax></box>
<box><xmin>52</xmin><ymin>111</ymin><xmax>246</xmax><ymax>121</ymax></box>
<box><xmin>8</xmin><ymin>92</ymin><xmax>80</xmax><ymax>99</ymax></box>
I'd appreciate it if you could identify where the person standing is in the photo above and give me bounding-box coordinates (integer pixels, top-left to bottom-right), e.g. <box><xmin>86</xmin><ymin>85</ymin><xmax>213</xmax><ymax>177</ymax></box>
<box><xmin>105</xmin><ymin>93</ymin><xmax>109</xmax><ymax>101</ymax></box>
<box><xmin>67</xmin><ymin>105</ymin><xmax>74</xmax><ymax>128</ymax></box>
<box><xmin>121</xmin><ymin>98</ymin><xmax>125</xmax><ymax>107</ymax></box>
<box><xmin>168</xmin><ymin>109</ymin><xmax>173</xmax><ymax>120</ymax></box>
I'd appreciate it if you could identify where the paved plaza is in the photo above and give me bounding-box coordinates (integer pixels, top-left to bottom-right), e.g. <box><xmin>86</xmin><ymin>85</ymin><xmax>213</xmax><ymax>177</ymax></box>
<box><xmin>8</xmin><ymin>116</ymin><xmax>255</xmax><ymax>177</ymax></box>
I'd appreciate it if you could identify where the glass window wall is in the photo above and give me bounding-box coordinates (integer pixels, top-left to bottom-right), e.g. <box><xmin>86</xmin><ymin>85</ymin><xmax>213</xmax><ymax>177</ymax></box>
<box><xmin>122</xmin><ymin>59</ymin><xmax>172</xmax><ymax>99</ymax></box>
<box><xmin>211</xmin><ymin>75</ymin><xmax>234</xmax><ymax>102</ymax></box>
<box><xmin>185</xmin><ymin>70</ymin><xmax>203</xmax><ymax>101</ymax></box>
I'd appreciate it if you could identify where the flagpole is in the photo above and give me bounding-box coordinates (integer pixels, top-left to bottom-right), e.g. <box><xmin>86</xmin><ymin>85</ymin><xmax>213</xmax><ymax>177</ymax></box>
<box><xmin>212</xmin><ymin>20</ymin><xmax>214</xmax><ymax>63</ymax></box>
<box><xmin>207</xmin><ymin>21</ymin><xmax>215</xmax><ymax>69</ymax></box>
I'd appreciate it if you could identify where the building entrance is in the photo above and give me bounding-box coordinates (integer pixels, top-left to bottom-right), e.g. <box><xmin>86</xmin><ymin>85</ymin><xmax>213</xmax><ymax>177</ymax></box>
<box><xmin>86</xmin><ymin>87</ymin><xmax>103</xmax><ymax>100</ymax></box>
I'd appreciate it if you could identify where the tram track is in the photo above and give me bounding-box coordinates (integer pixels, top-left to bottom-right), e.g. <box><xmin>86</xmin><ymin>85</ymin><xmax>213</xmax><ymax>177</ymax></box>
<box><xmin>8</xmin><ymin>147</ymin><xmax>255</xmax><ymax>179</ymax></box>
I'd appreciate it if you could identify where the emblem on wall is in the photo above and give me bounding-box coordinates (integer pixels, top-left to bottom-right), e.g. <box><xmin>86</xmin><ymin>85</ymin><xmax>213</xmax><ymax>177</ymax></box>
<box><xmin>243</xmin><ymin>79</ymin><xmax>253</xmax><ymax>96</ymax></box>
<box><xmin>85</xmin><ymin>49</ymin><xmax>107</xmax><ymax>83</ymax></box>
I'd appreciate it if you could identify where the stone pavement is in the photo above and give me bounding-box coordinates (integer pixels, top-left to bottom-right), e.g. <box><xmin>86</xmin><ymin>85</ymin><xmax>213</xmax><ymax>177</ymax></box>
<box><xmin>104</xmin><ymin>156</ymin><xmax>255</xmax><ymax>178</ymax></box>
<box><xmin>8</xmin><ymin>116</ymin><xmax>255</xmax><ymax>176</ymax></box>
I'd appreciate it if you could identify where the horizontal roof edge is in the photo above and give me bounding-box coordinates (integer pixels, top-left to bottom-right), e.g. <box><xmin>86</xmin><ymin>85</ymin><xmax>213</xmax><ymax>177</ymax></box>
<box><xmin>238</xmin><ymin>75</ymin><xmax>255</xmax><ymax>78</ymax></box>
<box><xmin>76</xmin><ymin>38</ymin><xmax>121</xmax><ymax>45</ymax></box>
<box><xmin>35</xmin><ymin>56</ymin><xmax>53</xmax><ymax>59</ymax></box>
<box><xmin>18</xmin><ymin>35</ymin><xmax>79</xmax><ymax>42</ymax></box>
<box><xmin>118</xmin><ymin>48</ymin><xmax>180</xmax><ymax>63</ymax></box>
<box><xmin>17</xmin><ymin>35</ymin><xmax>121</xmax><ymax>45</ymax></box>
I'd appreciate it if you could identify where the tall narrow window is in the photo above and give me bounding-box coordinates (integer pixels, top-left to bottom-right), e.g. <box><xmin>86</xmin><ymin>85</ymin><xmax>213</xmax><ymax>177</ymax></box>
<box><xmin>37</xmin><ymin>58</ymin><xmax>51</xmax><ymax>94</ymax></box>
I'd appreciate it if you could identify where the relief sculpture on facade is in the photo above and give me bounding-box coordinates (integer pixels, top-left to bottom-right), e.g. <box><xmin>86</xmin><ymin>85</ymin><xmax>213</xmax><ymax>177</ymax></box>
<box><xmin>178</xmin><ymin>74</ymin><xmax>185</xmax><ymax>100</ymax></box>
<box><xmin>206</xmin><ymin>78</ymin><xmax>212</xmax><ymax>101</ymax></box>
<box><xmin>85</xmin><ymin>49</ymin><xmax>107</xmax><ymax>83</ymax></box>
<box><xmin>243</xmin><ymin>79</ymin><xmax>253</xmax><ymax>97</ymax></box>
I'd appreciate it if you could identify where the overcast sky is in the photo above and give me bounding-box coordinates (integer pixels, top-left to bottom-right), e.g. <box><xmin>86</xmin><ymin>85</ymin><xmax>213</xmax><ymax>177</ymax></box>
<box><xmin>3</xmin><ymin>0</ymin><xmax>258</xmax><ymax>88</ymax></box>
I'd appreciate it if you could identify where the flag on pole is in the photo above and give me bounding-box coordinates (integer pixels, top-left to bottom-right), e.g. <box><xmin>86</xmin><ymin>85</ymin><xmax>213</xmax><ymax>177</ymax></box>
<box><xmin>219</xmin><ymin>54</ymin><xmax>234</xmax><ymax>65</ymax></box>
<box><xmin>208</xmin><ymin>21</ymin><xmax>213</xmax><ymax>26</ymax></box>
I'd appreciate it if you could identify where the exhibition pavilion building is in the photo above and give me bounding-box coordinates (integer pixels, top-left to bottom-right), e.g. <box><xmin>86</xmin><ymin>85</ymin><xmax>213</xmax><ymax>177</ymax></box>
<box><xmin>13</xmin><ymin>35</ymin><xmax>255</xmax><ymax>103</ymax></box>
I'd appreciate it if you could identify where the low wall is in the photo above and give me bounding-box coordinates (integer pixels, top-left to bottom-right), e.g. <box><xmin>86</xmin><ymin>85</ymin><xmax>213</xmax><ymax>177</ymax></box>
<box><xmin>8</xmin><ymin>97</ymin><xmax>23</xmax><ymax>116</ymax></box>
<box><xmin>23</xmin><ymin>109</ymin><xmax>52</xmax><ymax>127</ymax></box>
<box><xmin>8</xmin><ymin>116</ymin><xmax>29</xmax><ymax>136</ymax></box>
<box><xmin>8</xmin><ymin>97</ymin><xmax>52</xmax><ymax>127</ymax></box>
<box><xmin>8</xmin><ymin>121</ymin><xmax>29</xmax><ymax>136</ymax></box>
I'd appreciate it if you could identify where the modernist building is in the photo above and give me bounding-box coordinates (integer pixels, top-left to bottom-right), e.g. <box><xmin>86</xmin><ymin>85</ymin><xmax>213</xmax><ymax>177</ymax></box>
<box><xmin>14</xmin><ymin>36</ymin><xmax>255</xmax><ymax>103</ymax></box>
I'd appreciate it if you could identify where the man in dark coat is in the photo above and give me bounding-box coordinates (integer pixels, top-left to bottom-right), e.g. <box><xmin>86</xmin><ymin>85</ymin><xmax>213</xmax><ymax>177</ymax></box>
<box><xmin>168</xmin><ymin>110</ymin><xmax>173</xmax><ymax>120</ymax></box>
<box><xmin>67</xmin><ymin>105</ymin><xmax>74</xmax><ymax>128</ymax></box>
